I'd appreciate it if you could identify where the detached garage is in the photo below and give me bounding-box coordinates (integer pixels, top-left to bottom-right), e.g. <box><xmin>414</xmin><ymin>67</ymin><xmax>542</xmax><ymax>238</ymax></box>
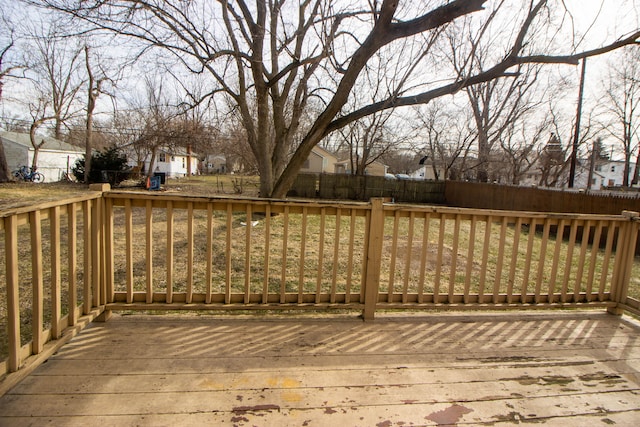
<box><xmin>1</xmin><ymin>131</ymin><xmax>84</xmax><ymax>182</ymax></box>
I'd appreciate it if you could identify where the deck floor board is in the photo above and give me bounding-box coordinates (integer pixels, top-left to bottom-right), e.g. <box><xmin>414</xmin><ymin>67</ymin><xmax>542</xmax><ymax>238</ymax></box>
<box><xmin>1</xmin><ymin>310</ymin><xmax>639</xmax><ymax>426</ymax></box>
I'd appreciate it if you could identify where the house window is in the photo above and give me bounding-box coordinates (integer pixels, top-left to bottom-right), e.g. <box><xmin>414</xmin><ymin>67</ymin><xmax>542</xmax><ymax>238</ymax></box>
<box><xmin>303</xmin><ymin>159</ymin><xmax>310</xmax><ymax>169</ymax></box>
<box><xmin>159</xmin><ymin>153</ymin><xmax>166</xmax><ymax>162</ymax></box>
<box><xmin>182</xmin><ymin>157</ymin><xmax>186</xmax><ymax>168</ymax></box>
<box><xmin>171</xmin><ymin>156</ymin><xmax>176</xmax><ymax>162</ymax></box>
<box><xmin>611</xmin><ymin>166</ymin><xmax>615</xmax><ymax>172</ymax></box>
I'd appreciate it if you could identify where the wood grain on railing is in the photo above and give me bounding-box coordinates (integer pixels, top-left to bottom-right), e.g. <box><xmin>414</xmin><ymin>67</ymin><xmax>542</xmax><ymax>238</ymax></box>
<box><xmin>2</xmin><ymin>191</ymin><xmax>639</xmax><ymax>384</ymax></box>
<box><xmin>1</xmin><ymin>191</ymin><xmax>106</xmax><ymax>378</ymax></box>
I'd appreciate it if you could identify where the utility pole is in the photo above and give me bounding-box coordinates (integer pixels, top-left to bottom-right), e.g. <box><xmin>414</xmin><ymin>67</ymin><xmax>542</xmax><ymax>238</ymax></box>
<box><xmin>569</xmin><ymin>58</ymin><xmax>587</xmax><ymax>188</ymax></box>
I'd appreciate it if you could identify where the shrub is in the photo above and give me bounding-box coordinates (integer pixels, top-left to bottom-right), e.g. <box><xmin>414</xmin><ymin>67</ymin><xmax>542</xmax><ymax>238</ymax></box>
<box><xmin>73</xmin><ymin>146</ymin><xmax>130</xmax><ymax>185</ymax></box>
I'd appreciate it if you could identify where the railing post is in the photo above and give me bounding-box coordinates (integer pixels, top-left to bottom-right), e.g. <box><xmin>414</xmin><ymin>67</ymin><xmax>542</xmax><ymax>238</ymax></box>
<box><xmin>4</xmin><ymin>215</ymin><xmax>21</xmax><ymax>372</ymax></box>
<box><xmin>89</xmin><ymin>183</ymin><xmax>112</xmax><ymax>322</ymax></box>
<box><xmin>363</xmin><ymin>198</ymin><xmax>385</xmax><ymax>321</ymax></box>
<box><xmin>608</xmin><ymin>211</ymin><xmax>640</xmax><ymax>315</ymax></box>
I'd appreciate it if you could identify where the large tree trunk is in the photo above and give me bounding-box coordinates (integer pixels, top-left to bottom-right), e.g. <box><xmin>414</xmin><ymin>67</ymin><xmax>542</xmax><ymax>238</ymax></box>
<box><xmin>0</xmin><ymin>142</ymin><xmax>10</xmax><ymax>182</ymax></box>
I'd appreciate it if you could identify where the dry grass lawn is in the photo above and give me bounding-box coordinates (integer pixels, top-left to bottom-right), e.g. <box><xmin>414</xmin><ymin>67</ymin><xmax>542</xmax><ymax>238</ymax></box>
<box><xmin>1</xmin><ymin>175</ymin><xmax>640</xmax><ymax>362</ymax></box>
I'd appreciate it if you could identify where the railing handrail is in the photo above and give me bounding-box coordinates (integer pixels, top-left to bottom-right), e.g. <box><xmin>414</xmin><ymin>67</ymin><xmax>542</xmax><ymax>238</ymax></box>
<box><xmin>0</xmin><ymin>192</ymin><xmax>105</xmax><ymax>222</ymax></box>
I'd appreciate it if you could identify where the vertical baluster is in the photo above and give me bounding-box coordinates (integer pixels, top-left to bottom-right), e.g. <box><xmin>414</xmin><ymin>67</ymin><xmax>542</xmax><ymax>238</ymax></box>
<box><xmin>316</xmin><ymin>208</ymin><xmax>326</xmax><ymax>303</ymax></box>
<box><xmin>586</xmin><ymin>220</ymin><xmax>604</xmax><ymax>301</ymax></box>
<box><xmin>534</xmin><ymin>219</ymin><xmax>551</xmax><ymax>304</ymax></box>
<box><xmin>478</xmin><ymin>216</ymin><xmax>492</xmax><ymax>303</ymax></box>
<box><xmin>548</xmin><ymin>219</ymin><xmax>566</xmax><ymax>304</ymax></box>
<box><xmin>30</xmin><ymin>210</ymin><xmax>44</xmax><ymax>354</ymax></box>
<box><xmin>205</xmin><ymin>203</ymin><xmax>213</xmax><ymax>304</ymax></box>
<box><xmin>492</xmin><ymin>216</ymin><xmax>508</xmax><ymax>304</ymax></box>
<box><xmin>125</xmin><ymin>199</ymin><xmax>134</xmax><ymax>304</ymax></box>
<box><xmin>521</xmin><ymin>218</ymin><xmax>537</xmax><ymax>303</ymax></box>
<box><xmin>388</xmin><ymin>211</ymin><xmax>400</xmax><ymax>303</ymax></box>
<box><xmin>186</xmin><ymin>202</ymin><xmax>194</xmax><ymax>304</ymax></box>
<box><xmin>262</xmin><ymin>204</ymin><xmax>271</xmax><ymax>304</ymax></box>
<box><xmin>145</xmin><ymin>200</ymin><xmax>153</xmax><ymax>304</ymax></box>
<box><xmin>507</xmin><ymin>217</ymin><xmax>522</xmax><ymax>304</ymax></box>
<box><xmin>5</xmin><ymin>215</ymin><xmax>20</xmax><ymax>372</ymax></box>
<box><xmin>245</xmin><ymin>204</ymin><xmax>252</xmax><ymax>304</ymax></box>
<box><xmin>403</xmin><ymin>212</ymin><xmax>415</xmax><ymax>304</ymax></box>
<box><xmin>560</xmin><ymin>219</ymin><xmax>578</xmax><ymax>303</ymax></box>
<box><xmin>83</xmin><ymin>200</ymin><xmax>92</xmax><ymax>314</ymax></box>
<box><xmin>298</xmin><ymin>207</ymin><xmax>308</xmax><ymax>303</ymax></box>
<box><xmin>68</xmin><ymin>203</ymin><xmax>78</xmax><ymax>324</ymax></box>
<box><xmin>280</xmin><ymin>206</ymin><xmax>289</xmax><ymax>303</ymax></box>
<box><xmin>91</xmin><ymin>197</ymin><xmax>101</xmax><ymax>307</ymax></box>
<box><xmin>360</xmin><ymin>210</ymin><xmax>371</xmax><ymax>304</ymax></box>
<box><xmin>598</xmin><ymin>221</ymin><xmax>616</xmax><ymax>301</ymax></box>
<box><xmin>449</xmin><ymin>214</ymin><xmax>460</xmax><ymax>303</ymax></box>
<box><xmin>574</xmin><ymin>220</ymin><xmax>592</xmax><ymax>302</ymax></box>
<box><xmin>104</xmin><ymin>198</ymin><xmax>114</xmax><ymax>304</ymax></box>
<box><xmin>330</xmin><ymin>208</ymin><xmax>341</xmax><ymax>303</ymax></box>
<box><xmin>50</xmin><ymin>206</ymin><xmax>61</xmax><ymax>339</ymax></box>
<box><xmin>434</xmin><ymin>215</ymin><xmax>446</xmax><ymax>303</ymax></box>
<box><xmin>166</xmin><ymin>201</ymin><xmax>174</xmax><ymax>304</ymax></box>
<box><xmin>225</xmin><ymin>204</ymin><xmax>232</xmax><ymax>304</ymax></box>
<box><xmin>418</xmin><ymin>213</ymin><xmax>430</xmax><ymax>303</ymax></box>
<box><xmin>464</xmin><ymin>215</ymin><xmax>476</xmax><ymax>304</ymax></box>
<box><xmin>346</xmin><ymin>210</ymin><xmax>356</xmax><ymax>303</ymax></box>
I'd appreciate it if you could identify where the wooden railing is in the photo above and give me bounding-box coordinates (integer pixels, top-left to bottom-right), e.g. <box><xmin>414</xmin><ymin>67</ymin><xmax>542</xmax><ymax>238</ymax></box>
<box><xmin>0</xmin><ymin>185</ymin><xmax>109</xmax><ymax>390</ymax></box>
<box><xmin>2</xmin><ymin>187</ymin><xmax>640</xmax><ymax>387</ymax></box>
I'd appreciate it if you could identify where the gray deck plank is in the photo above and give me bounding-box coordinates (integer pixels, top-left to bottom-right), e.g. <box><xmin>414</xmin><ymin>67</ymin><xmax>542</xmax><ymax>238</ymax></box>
<box><xmin>1</xmin><ymin>310</ymin><xmax>639</xmax><ymax>426</ymax></box>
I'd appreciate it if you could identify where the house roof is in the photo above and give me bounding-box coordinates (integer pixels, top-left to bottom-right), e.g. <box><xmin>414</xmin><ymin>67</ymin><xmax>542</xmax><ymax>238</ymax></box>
<box><xmin>311</xmin><ymin>145</ymin><xmax>338</xmax><ymax>161</ymax></box>
<box><xmin>0</xmin><ymin>131</ymin><xmax>84</xmax><ymax>153</ymax></box>
<box><xmin>160</xmin><ymin>146</ymin><xmax>200</xmax><ymax>157</ymax></box>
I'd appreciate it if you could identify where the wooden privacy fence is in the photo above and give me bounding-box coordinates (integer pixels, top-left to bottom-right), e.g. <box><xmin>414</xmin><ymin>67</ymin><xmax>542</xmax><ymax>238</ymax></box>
<box><xmin>289</xmin><ymin>173</ymin><xmax>446</xmax><ymax>204</ymax></box>
<box><xmin>2</xmin><ymin>187</ymin><xmax>640</xmax><ymax>384</ymax></box>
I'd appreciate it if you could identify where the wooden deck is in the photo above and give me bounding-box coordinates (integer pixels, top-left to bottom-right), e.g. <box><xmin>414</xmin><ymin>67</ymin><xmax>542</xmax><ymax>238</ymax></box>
<box><xmin>1</xmin><ymin>310</ymin><xmax>639</xmax><ymax>426</ymax></box>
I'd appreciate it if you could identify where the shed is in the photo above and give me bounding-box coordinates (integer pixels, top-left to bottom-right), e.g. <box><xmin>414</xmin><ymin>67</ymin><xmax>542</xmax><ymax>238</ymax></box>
<box><xmin>0</xmin><ymin>131</ymin><xmax>84</xmax><ymax>182</ymax></box>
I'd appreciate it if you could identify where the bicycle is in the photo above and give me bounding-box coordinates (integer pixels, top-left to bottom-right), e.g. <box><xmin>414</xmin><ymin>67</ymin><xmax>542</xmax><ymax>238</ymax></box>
<box><xmin>13</xmin><ymin>165</ymin><xmax>45</xmax><ymax>183</ymax></box>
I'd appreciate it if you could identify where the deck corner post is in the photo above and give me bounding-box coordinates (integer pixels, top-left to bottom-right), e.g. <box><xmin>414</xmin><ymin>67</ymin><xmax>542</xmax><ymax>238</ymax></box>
<box><xmin>95</xmin><ymin>309</ymin><xmax>112</xmax><ymax>322</ymax></box>
<box><xmin>609</xmin><ymin>211</ymin><xmax>640</xmax><ymax>316</ymax></box>
<box><xmin>363</xmin><ymin>198</ymin><xmax>385</xmax><ymax>321</ymax></box>
<box><xmin>89</xmin><ymin>183</ymin><xmax>111</xmax><ymax>192</ymax></box>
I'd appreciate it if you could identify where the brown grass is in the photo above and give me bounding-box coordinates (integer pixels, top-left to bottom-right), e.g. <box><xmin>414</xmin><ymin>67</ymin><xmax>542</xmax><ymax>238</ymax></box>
<box><xmin>2</xmin><ymin>176</ymin><xmax>640</xmax><ymax>362</ymax></box>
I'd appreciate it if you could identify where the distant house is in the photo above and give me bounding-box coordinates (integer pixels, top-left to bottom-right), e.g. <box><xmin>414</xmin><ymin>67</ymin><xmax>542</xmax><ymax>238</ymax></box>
<box><xmin>520</xmin><ymin>159</ymin><xmax>634</xmax><ymax>190</ymax></box>
<box><xmin>203</xmin><ymin>154</ymin><xmax>228</xmax><ymax>174</ymax></box>
<box><xmin>410</xmin><ymin>157</ymin><xmax>447</xmax><ymax>180</ymax></box>
<box><xmin>131</xmin><ymin>146</ymin><xmax>199</xmax><ymax>179</ymax></box>
<box><xmin>0</xmin><ymin>131</ymin><xmax>84</xmax><ymax>182</ymax></box>
<box><xmin>300</xmin><ymin>146</ymin><xmax>339</xmax><ymax>174</ymax></box>
<box><xmin>334</xmin><ymin>158</ymin><xmax>388</xmax><ymax>177</ymax></box>
<box><xmin>582</xmin><ymin>160</ymin><xmax>634</xmax><ymax>190</ymax></box>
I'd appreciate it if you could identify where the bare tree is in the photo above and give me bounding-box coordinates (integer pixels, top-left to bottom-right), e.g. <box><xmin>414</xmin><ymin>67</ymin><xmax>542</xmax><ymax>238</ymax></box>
<box><xmin>26</xmin><ymin>22</ymin><xmax>85</xmax><ymax>140</ymax></box>
<box><xmin>33</xmin><ymin>0</ymin><xmax>640</xmax><ymax>197</ymax></box>
<box><xmin>602</xmin><ymin>46</ymin><xmax>640</xmax><ymax>187</ymax></box>
<box><xmin>0</xmin><ymin>12</ymin><xmax>24</xmax><ymax>181</ymax></box>
<box><xmin>83</xmin><ymin>45</ymin><xmax>114</xmax><ymax>182</ymax></box>
<box><xmin>16</xmin><ymin>20</ymin><xmax>85</xmax><ymax>172</ymax></box>
<box><xmin>499</xmin><ymin>116</ymin><xmax>549</xmax><ymax>184</ymax></box>
<box><xmin>415</xmin><ymin>101</ymin><xmax>475</xmax><ymax>181</ymax></box>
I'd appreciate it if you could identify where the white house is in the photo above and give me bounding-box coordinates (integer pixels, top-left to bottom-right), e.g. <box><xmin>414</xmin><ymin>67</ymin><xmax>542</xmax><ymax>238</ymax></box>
<box><xmin>410</xmin><ymin>163</ymin><xmax>447</xmax><ymax>180</ymax></box>
<box><xmin>588</xmin><ymin>160</ymin><xmax>635</xmax><ymax>189</ymax></box>
<box><xmin>1</xmin><ymin>131</ymin><xmax>84</xmax><ymax>182</ymax></box>
<box><xmin>131</xmin><ymin>146</ymin><xmax>199</xmax><ymax>179</ymax></box>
